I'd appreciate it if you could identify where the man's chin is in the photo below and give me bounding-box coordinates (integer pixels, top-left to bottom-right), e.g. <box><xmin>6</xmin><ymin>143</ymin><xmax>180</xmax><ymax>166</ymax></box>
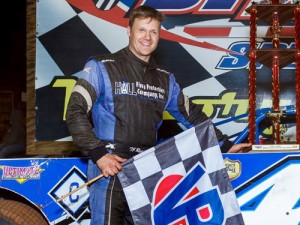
<box><xmin>140</xmin><ymin>48</ymin><xmax>152</xmax><ymax>53</ymax></box>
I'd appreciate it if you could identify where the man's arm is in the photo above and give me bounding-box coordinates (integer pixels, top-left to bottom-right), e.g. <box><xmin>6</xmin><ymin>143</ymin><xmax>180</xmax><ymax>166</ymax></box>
<box><xmin>165</xmin><ymin>74</ymin><xmax>251</xmax><ymax>153</ymax></box>
<box><xmin>66</xmin><ymin>59</ymin><xmax>108</xmax><ymax>162</ymax></box>
<box><xmin>66</xmin><ymin>59</ymin><xmax>128</xmax><ymax>177</ymax></box>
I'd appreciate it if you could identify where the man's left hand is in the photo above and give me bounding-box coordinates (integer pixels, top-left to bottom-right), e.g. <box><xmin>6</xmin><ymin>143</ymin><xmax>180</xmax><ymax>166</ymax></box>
<box><xmin>227</xmin><ymin>143</ymin><xmax>252</xmax><ymax>153</ymax></box>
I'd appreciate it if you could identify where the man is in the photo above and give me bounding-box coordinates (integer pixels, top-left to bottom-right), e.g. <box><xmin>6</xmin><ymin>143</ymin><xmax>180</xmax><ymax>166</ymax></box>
<box><xmin>66</xmin><ymin>5</ymin><xmax>251</xmax><ymax>225</ymax></box>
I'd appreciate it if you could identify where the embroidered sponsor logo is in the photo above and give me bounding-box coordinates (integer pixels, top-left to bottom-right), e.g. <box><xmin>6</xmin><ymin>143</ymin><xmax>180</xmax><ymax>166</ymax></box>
<box><xmin>129</xmin><ymin>147</ymin><xmax>143</xmax><ymax>154</ymax></box>
<box><xmin>115</xmin><ymin>81</ymin><xmax>165</xmax><ymax>100</ymax></box>
<box><xmin>101</xmin><ymin>59</ymin><xmax>114</xmax><ymax>63</ymax></box>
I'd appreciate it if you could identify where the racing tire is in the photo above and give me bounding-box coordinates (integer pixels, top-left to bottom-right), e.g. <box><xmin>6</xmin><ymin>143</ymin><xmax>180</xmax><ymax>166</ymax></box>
<box><xmin>0</xmin><ymin>199</ymin><xmax>48</xmax><ymax>225</ymax></box>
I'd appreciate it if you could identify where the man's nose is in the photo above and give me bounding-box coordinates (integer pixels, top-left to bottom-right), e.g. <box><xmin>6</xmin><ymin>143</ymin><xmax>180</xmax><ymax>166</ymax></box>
<box><xmin>144</xmin><ymin>31</ymin><xmax>151</xmax><ymax>39</ymax></box>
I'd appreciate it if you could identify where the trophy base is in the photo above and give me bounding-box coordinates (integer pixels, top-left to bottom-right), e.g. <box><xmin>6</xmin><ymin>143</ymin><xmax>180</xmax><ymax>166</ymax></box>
<box><xmin>252</xmin><ymin>144</ymin><xmax>300</xmax><ymax>152</ymax></box>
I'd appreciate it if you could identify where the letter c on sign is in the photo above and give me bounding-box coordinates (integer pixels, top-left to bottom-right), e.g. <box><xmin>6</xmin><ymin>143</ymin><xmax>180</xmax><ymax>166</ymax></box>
<box><xmin>69</xmin><ymin>182</ymin><xmax>79</xmax><ymax>203</ymax></box>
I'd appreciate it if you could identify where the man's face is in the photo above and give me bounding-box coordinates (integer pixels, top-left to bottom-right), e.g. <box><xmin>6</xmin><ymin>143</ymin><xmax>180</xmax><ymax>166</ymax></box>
<box><xmin>127</xmin><ymin>17</ymin><xmax>161</xmax><ymax>62</ymax></box>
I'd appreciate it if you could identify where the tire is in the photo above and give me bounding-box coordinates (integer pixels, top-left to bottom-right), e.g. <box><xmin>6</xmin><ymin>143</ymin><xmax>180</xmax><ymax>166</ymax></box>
<box><xmin>0</xmin><ymin>199</ymin><xmax>48</xmax><ymax>225</ymax></box>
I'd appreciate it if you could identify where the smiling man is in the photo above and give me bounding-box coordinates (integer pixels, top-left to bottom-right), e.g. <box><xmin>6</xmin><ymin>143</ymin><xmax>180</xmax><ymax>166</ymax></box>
<box><xmin>127</xmin><ymin>11</ymin><xmax>160</xmax><ymax>62</ymax></box>
<box><xmin>66</xmin><ymin>5</ymin><xmax>250</xmax><ymax>225</ymax></box>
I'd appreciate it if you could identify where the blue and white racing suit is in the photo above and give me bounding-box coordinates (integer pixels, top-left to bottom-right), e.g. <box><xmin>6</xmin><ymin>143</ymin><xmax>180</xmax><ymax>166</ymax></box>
<box><xmin>66</xmin><ymin>47</ymin><xmax>233</xmax><ymax>224</ymax></box>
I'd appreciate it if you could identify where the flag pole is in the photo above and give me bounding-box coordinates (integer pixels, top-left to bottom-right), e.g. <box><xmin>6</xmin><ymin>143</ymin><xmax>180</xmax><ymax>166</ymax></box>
<box><xmin>56</xmin><ymin>174</ymin><xmax>104</xmax><ymax>202</ymax></box>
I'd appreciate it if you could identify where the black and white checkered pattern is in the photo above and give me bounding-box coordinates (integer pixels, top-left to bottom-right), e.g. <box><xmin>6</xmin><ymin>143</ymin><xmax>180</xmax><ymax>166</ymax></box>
<box><xmin>34</xmin><ymin>1</ymin><xmax>255</xmax><ymax>142</ymax></box>
<box><xmin>35</xmin><ymin>1</ymin><xmax>297</xmax><ymax>143</ymax></box>
<box><xmin>118</xmin><ymin>120</ymin><xmax>244</xmax><ymax>225</ymax></box>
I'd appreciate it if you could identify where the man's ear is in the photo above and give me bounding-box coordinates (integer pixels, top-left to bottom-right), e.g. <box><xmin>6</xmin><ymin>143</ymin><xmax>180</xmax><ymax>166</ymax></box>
<box><xmin>127</xmin><ymin>26</ymin><xmax>131</xmax><ymax>37</ymax></box>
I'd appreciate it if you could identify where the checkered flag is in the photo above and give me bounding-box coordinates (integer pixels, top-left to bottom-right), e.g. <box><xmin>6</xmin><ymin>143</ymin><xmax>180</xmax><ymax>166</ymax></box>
<box><xmin>118</xmin><ymin>120</ymin><xmax>244</xmax><ymax>225</ymax></box>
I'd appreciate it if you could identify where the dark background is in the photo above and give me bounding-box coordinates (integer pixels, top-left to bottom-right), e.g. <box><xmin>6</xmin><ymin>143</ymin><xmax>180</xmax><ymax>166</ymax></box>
<box><xmin>0</xmin><ymin>1</ymin><xmax>26</xmax><ymax>140</ymax></box>
<box><xmin>1</xmin><ymin>1</ymin><xmax>26</xmax><ymax>99</ymax></box>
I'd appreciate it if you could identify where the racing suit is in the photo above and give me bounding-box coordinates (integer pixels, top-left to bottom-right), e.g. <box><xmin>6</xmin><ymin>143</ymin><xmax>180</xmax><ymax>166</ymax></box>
<box><xmin>66</xmin><ymin>47</ymin><xmax>233</xmax><ymax>224</ymax></box>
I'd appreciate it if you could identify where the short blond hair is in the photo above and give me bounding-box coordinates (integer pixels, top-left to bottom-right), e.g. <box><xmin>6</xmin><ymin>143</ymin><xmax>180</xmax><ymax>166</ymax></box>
<box><xmin>129</xmin><ymin>6</ymin><xmax>165</xmax><ymax>27</ymax></box>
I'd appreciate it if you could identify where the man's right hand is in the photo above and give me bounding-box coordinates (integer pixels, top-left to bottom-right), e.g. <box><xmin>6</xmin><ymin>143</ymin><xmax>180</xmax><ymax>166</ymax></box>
<box><xmin>96</xmin><ymin>153</ymin><xmax>127</xmax><ymax>177</ymax></box>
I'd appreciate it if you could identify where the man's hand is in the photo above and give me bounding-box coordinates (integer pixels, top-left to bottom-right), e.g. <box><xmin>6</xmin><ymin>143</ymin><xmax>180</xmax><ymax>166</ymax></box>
<box><xmin>227</xmin><ymin>143</ymin><xmax>252</xmax><ymax>153</ymax></box>
<box><xmin>96</xmin><ymin>154</ymin><xmax>127</xmax><ymax>177</ymax></box>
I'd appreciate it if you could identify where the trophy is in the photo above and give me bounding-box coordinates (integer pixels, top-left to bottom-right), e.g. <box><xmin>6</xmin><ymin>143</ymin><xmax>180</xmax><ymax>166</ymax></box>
<box><xmin>246</xmin><ymin>0</ymin><xmax>300</xmax><ymax>150</ymax></box>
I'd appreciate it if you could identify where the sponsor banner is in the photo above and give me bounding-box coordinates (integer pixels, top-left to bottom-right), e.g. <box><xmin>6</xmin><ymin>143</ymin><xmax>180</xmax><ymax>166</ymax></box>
<box><xmin>35</xmin><ymin>0</ymin><xmax>297</xmax><ymax>142</ymax></box>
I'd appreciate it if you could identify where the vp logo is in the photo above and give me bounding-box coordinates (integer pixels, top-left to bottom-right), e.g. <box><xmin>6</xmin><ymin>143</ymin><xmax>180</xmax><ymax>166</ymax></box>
<box><xmin>152</xmin><ymin>164</ymin><xmax>224</xmax><ymax>225</ymax></box>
